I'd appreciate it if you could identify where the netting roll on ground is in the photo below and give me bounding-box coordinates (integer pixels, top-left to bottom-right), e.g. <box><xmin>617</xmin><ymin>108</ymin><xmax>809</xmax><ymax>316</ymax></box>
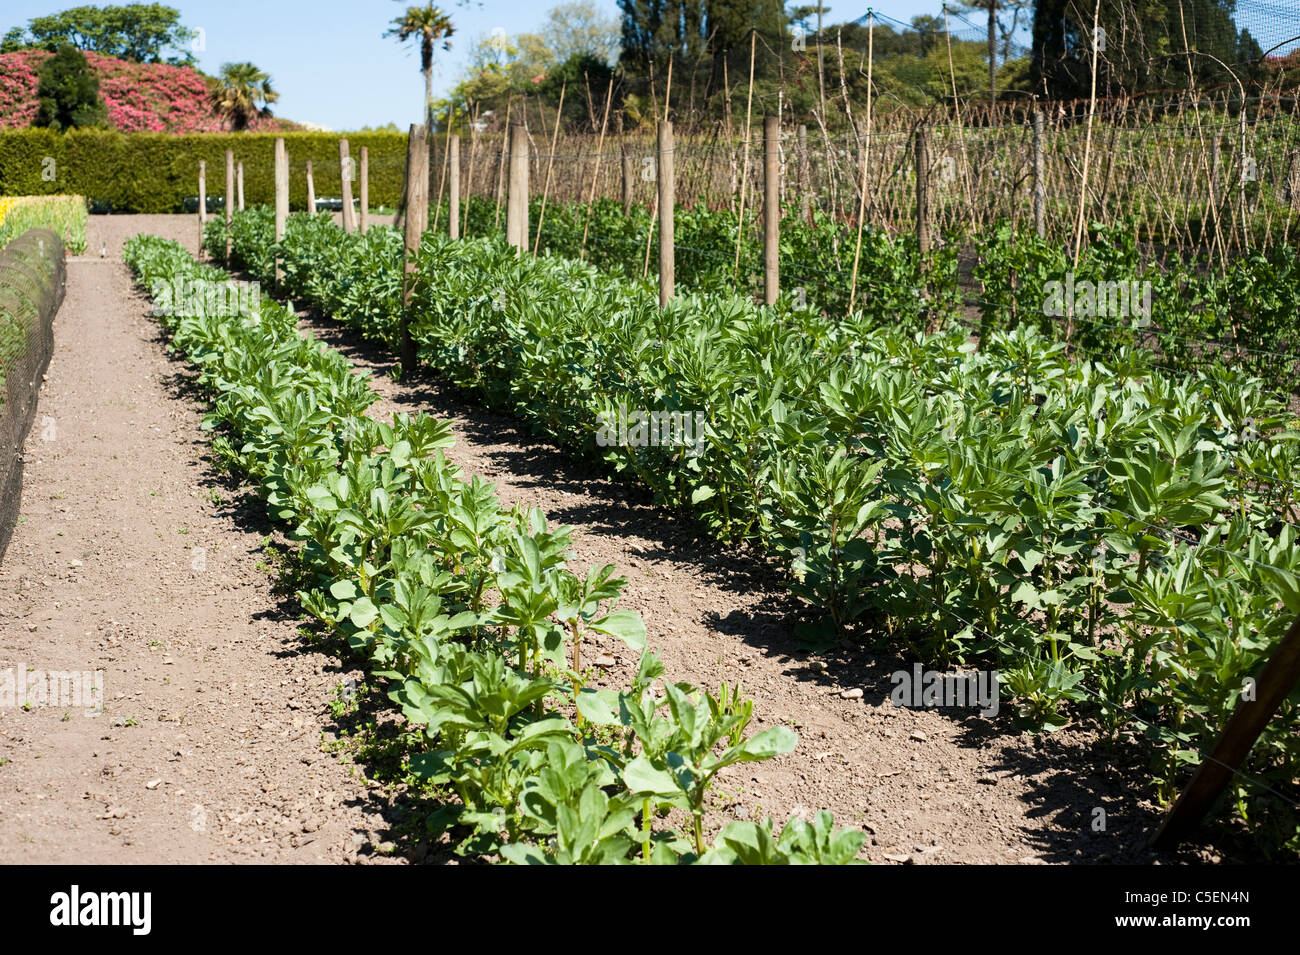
<box><xmin>0</xmin><ymin>228</ymin><xmax>66</xmax><ymax>563</ymax></box>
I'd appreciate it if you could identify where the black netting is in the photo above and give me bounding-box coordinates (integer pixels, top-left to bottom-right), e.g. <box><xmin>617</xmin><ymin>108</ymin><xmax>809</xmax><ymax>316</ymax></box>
<box><xmin>0</xmin><ymin>229</ymin><xmax>65</xmax><ymax>564</ymax></box>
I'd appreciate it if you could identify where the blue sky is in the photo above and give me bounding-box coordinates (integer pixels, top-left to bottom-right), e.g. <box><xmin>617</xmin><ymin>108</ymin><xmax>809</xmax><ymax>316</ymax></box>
<box><xmin>4</xmin><ymin>1</ymin><xmax>960</xmax><ymax>130</ymax></box>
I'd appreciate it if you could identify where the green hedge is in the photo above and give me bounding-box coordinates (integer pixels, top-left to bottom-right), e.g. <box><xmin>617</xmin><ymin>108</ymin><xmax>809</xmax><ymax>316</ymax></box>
<box><xmin>0</xmin><ymin>129</ymin><xmax>412</xmax><ymax>213</ymax></box>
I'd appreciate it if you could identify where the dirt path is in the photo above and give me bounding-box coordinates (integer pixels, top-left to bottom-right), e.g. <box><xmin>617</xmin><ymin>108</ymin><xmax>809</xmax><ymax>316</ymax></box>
<box><xmin>0</xmin><ymin>216</ymin><xmax>397</xmax><ymax>864</ymax></box>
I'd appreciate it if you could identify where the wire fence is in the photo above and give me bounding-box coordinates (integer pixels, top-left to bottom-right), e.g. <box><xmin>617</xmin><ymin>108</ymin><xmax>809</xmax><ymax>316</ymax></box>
<box><xmin>0</xmin><ymin>229</ymin><xmax>63</xmax><ymax>562</ymax></box>
<box><xmin>428</xmin><ymin>88</ymin><xmax>1300</xmax><ymax>268</ymax></box>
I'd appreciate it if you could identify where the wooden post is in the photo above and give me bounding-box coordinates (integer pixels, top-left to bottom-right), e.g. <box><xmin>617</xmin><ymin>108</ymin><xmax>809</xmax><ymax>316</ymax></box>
<box><xmin>1151</xmin><ymin>614</ymin><xmax>1300</xmax><ymax>849</ymax></box>
<box><xmin>197</xmin><ymin>160</ymin><xmax>207</xmax><ymax>227</ymax></box>
<box><xmin>448</xmin><ymin>134</ymin><xmax>460</xmax><ymax>239</ymax></box>
<box><xmin>273</xmin><ymin>138</ymin><xmax>288</xmax><ymax>284</ymax></box>
<box><xmin>797</xmin><ymin>124</ymin><xmax>811</xmax><ymax>222</ymax></box>
<box><xmin>236</xmin><ymin>160</ymin><xmax>245</xmax><ymax>211</ymax></box>
<box><xmin>915</xmin><ymin>123</ymin><xmax>931</xmax><ymax>257</ymax></box>
<box><xmin>359</xmin><ymin>145</ymin><xmax>369</xmax><ymax>234</ymax></box>
<box><xmin>400</xmin><ymin>124</ymin><xmax>429</xmax><ymax>374</ymax></box>
<box><xmin>763</xmin><ymin>116</ymin><xmax>780</xmax><ymax>306</ymax></box>
<box><xmin>340</xmin><ymin>139</ymin><xmax>357</xmax><ymax>233</ymax></box>
<box><xmin>915</xmin><ymin>123</ymin><xmax>933</xmax><ymax>331</ymax></box>
<box><xmin>305</xmin><ymin>160</ymin><xmax>316</xmax><ymax>215</ymax></box>
<box><xmin>1033</xmin><ymin>109</ymin><xmax>1046</xmax><ymax>239</ymax></box>
<box><xmin>506</xmin><ymin>121</ymin><xmax>529</xmax><ymax>252</ymax></box>
<box><xmin>658</xmin><ymin>119</ymin><xmax>675</xmax><ymax>307</ymax></box>
<box><xmin>224</xmin><ymin>148</ymin><xmax>234</xmax><ymax>262</ymax></box>
<box><xmin>622</xmin><ymin>145</ymin><xmax>635</xmax><ymax>215</ymax></box>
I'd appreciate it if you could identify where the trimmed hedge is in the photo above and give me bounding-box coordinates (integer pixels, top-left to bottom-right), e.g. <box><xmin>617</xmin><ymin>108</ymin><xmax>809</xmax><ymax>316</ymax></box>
<box><xmin>0</xmin><ymin>129</ymin><xmax>411</xmax><ymax>213</ymax></box>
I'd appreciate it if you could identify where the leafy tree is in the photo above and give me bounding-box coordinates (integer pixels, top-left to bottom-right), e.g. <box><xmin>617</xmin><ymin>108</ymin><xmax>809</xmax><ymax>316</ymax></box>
<box><xmin>3</xmin><ymin>4</ymin><xmax>197</xmax><ymax>64</ymax></box>
<box><xmin>213</xmin><ymin>62</ymin><xmax>279</xmax><ymax>131</ymax></box>
<box><xmin>1031</xmin><ymin>0</ymin><xmax>1262</xmax><ymax>98</ymax></box>
<box><xmin>616</xmin><ymin>0</ymin><xmax>785</xmax><ymax>75</ymax></box>
<box><xmin>32</xmin><ymin>43</ymin><xmax>108</xmax><ymax>131</ymax></box>
<box><xmin>384</xmin><ymin>3</ymin><xmax>455</xmax><ymax>127</ymax></box>
<box><xmin>539</xmin><ymin>52</ymin><xmax>617</xmax><ymax>129</ymax></box>
<box><xmin>537</xmin><ymin>1</ymin><xmax>621</xmax><ymax>66</ymax></box>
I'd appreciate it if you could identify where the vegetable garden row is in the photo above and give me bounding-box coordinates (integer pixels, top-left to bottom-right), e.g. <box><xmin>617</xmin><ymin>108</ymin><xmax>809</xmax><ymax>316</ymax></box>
<box><xmin>125</xmin><ymin>233</ymin><xmax>867</xmax><ymax>864</ymax></box>
<box><xmin>448</xmin><ymin>193</ymin><xmax>1300</xmax><ymax>396</ymax></box>
<box><xmin>202</xmin><ymin>206</ymin><xmax>1300</xmax><ymax>853</ymax></box>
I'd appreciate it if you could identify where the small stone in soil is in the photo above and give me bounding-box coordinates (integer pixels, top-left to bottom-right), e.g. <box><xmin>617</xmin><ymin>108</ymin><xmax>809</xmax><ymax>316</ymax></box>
<box><xmin>840</xmin><ymin>688</ymin><xmax>864</xmax><ymax>700</ymax></box>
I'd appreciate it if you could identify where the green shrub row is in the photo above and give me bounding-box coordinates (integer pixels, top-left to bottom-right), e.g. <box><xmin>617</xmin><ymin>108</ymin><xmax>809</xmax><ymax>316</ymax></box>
<box><xmin>217</xmin><ymin>208</ymin><xmax>1300</xmax><ymax>853</ymax></box>
<box><xmin>0</xmin><ymin>129</ymin><xmax>411</xmax><ymax>213</ymax></box>
<box><xmin>125</xmin><ymin>232</ymin><xmax>865</xmax><ymax>864</ymax></box>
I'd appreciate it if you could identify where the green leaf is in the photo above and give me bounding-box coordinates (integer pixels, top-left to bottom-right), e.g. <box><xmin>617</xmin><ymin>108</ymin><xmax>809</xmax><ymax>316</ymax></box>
<box><xmin>690</xmin><ymin>485</ymin><xmax>716</xmax><ymax>505</ymax></box>
<box><xmin>622</xmin><ymin>755</ymin><xmax>682</xmax><ymax>798</ymax></box>
<box><xmin>591</xmin><ymin>610</ymin><xmax>646</xmax><ymax>650</ymax></box>
<box><xmin>348</xmin><ymin>596</ymin><xmax>379</xmax><ymax>628</ymax></box>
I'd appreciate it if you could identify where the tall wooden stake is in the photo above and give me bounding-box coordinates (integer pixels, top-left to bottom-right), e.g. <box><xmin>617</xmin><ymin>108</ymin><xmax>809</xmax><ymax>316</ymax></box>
<box><xmin>849</xmin><ymin>13</ymin><xmax>875</xmax><ymax>316</ymax></box>
<box><xmin>224</xmin><ymin>148</ymin><xmax>234</xmax><ymax>262</ymax></box>
<box><xmin>400</xmin><ymin>124</ymin><xmax>429</xmax><ymax>374</ymax></box>
<box><xmin>763</xmin><ymin>115</ymin><xmax>780</xmax><ymax>306</ymax></box>
<box><xmin>448</xmin><ymin>134</ymin><xmax>461</xmax><ymax>240</ymax></box>
<box><xmin>305</xmin><ymin>160</ymin><xmax>315</xmax><ymax>215</ymax></box>
<box><xmin>658</xmin><ymin>119</ymin><xmax>675</xmax><ymax>307</ymax></box>
<box><xmin>915</xmin><ymin>123</ymin><xmax>933</xmax><ymax>330</ymax></box>
<box><xmin>197</xmin><ymin>159</ymin><xmax>207</xmax><ymax>236</ymax></box>
<box><xmin>622</xmin><ymin>145</ymin><xmax>635</xmax><ymax>216</ymax></box>
<box><xmin>1034</xmin><ymin>109</ymin><xmax>1046</xmax><ymax>238</ymax></box>
<box><xmin>797</xmin><ymin>124</ymin><xmax>811</xmax><ymax>221</ymax></box>
<box><xmin>432</xmin><ymin>127</ymin><xmax>450</xmax><ymax>235</ymax></box>
<box><xmin>340</xmin><ymin>139</ymin><xmax>357</xmax><ymax>233</ymax></box>
<box><xmin>273</xmin><ymin>138</ymin><xmax>288</xmax><ymax>284</ymax></box>
<box><xmin>359</xmin><ymin>146</ymin><xmax>369</xmax><ymax>234</ymax></box>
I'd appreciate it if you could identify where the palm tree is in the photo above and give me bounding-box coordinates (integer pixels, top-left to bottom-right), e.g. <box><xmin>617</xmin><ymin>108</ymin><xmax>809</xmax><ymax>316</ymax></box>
<box><xmin>214</xmin><ymin>62</ymin><xmax>279</xmax><ymax>131</ymax></box>
<box><xmin>385</xmin><ymin>4</ymin><xmax>454</xmax><ymax>127</ymax></box>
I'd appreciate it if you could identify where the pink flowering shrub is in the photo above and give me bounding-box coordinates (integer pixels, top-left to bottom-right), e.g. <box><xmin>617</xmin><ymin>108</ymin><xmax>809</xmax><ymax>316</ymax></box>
<box><xmin>0</xmin><ymin>50</ymin><xmax>289</xmax><ymax>133</ymax></box>
<box><xmin>0</xmin><ymin>50</ymin><xmax>42</xmax><ymax>127</ymax></box>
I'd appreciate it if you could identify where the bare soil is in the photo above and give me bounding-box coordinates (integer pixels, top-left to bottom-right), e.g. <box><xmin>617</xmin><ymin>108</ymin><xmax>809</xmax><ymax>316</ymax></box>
<box><xmin>0</xmin><ymin>215</ymin><xmax>1243</xmax><ymax>865</ymax></box>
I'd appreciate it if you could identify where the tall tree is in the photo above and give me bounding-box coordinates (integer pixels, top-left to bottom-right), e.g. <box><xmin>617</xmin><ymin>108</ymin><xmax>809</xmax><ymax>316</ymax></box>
<box><xmin>4</xmin><ymin>4</ymin><xmax>197</xmax><ymax>64</ymax></box>
<box><xmin>32</xmin><ymin>44</ymin><xmax>107</xmax><ymax>130</ymax></box>
<box><xmin>385</xmin><ymin>3</ymin><xmax>456</xmax><ymax>128</ymax></box>
<box><xmin>213</xmin><ymin>62</ymin><xmax>279</xmax><ymax>131</ymax></box>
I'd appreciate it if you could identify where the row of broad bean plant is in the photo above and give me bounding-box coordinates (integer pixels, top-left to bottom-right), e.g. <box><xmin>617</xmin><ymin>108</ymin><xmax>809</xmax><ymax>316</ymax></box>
<box><xmin>212</xmin><ymin>209</ymin><xmax>1300</xmax><ymax>853</ymax></box>
<box><xmin>974</xmin><ymin>223</ymin><xmax>1300</xmax><ymax>397</ymax></box>
<box><xmin>446</xmin><ymin>194</ymin><xmax>959</xmax><ymax>326</ymax></box>
<box><xmin>126</xmin><ymin>232</ymin><xmax>867</xmax><ymax>864</ymax></box>
<box><xmin>458</xmin><ymin>196</ymin><xmax>1300</xmax><ymax>397</ymax></box>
